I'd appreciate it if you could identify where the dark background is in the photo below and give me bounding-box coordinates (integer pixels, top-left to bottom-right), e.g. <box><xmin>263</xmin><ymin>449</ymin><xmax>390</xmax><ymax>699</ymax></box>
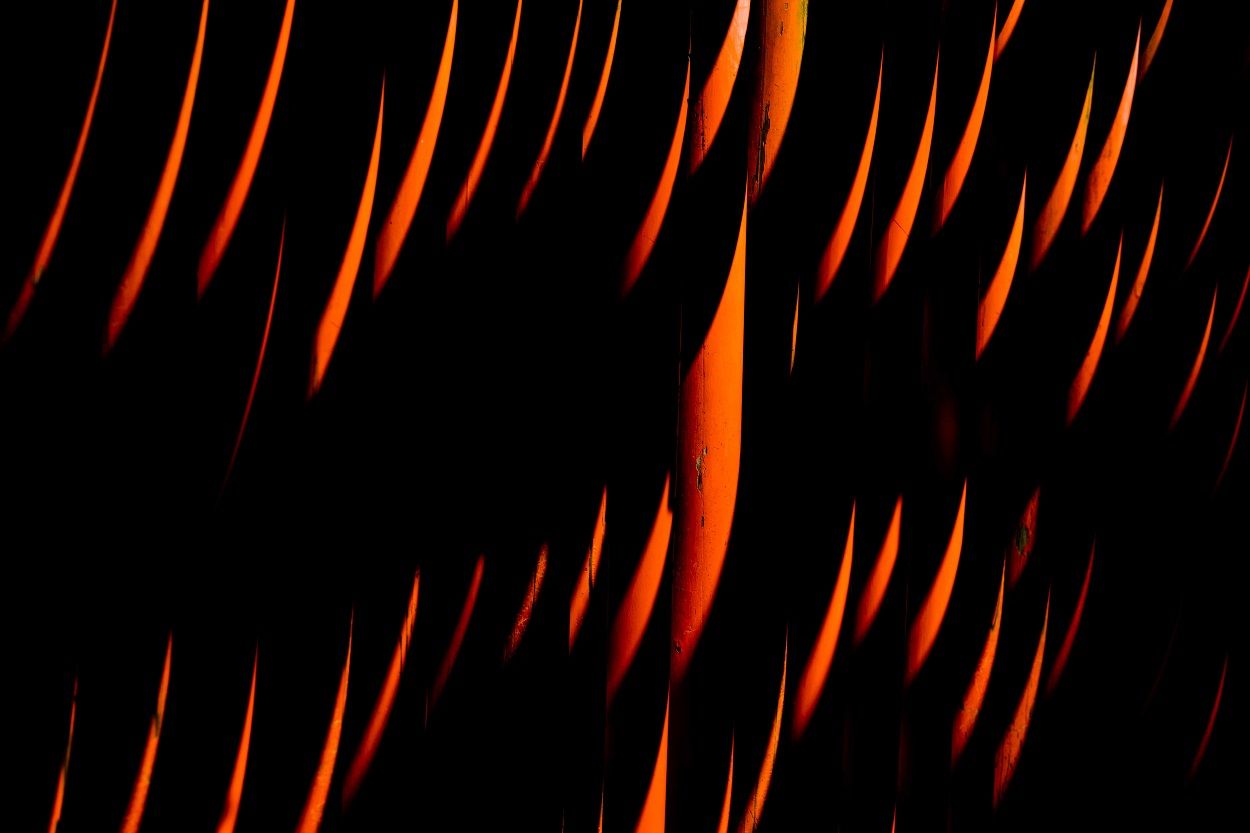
<box><xmin>2</xmin><ymin>1</ymin><xmax>1245</xmax><ymax>831</ymax></box>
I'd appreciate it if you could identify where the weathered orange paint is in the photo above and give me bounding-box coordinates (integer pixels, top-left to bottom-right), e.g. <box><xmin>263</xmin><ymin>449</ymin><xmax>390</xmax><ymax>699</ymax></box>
<box><xmin>936</xmin><ymin>12</ymin><xmax>994</xmax><ymax>232</ymax></box>
<box><xmin>517</xmin><ymin>0</ymin><xmax>582</xmax><ymax>218</ymax></box>
<box><xmin>906</xmin><ymin>482</ymin><xmax>966</xmax><ymax>685</ymax></box>
<box><xmin>119</xmin><ymin>635</ymin><xmax>173</xmax><ymax>833</ymax></box>
<box><xmin>1067</xmin><ymin>236</ymin><xmax>1120</xmax><ymax>425</ymax></box>
<box><xmin>1031</xmin><ymin>61</ymin><xmax>1094</xmax><ymax>272</ymax></box>
<box><xmin>294</xmin><ymin>627</ymin><xmax>351</xmax><ymax>833</ymax></box>
<box><xmin>214</xmin><ymin>651</ymin><xmax>257</xmax><ymax>833</ymax></box>
<box><xmin>6</xmin><ymin>0</ymin><xmax>116</xmax><ymax>343</ymax></box>
<box><xmin>976</xmin><ymin>173</ymin><xmax>1027</xmax><ymax>360</ymax></box>
<box><xmin>46</xmin><ymin>680</ymin><xmax>78</xmax><ymax>833</ymax></box>
<box><xmin>1081</xmin><ymin>27</ymin><xmax>1139</xmax><ymax>235</ymax></box>
<box><xmin>993</xmin><ymin>596</ymin><xmax>1048</xmax><ymax>808</ymax></box>
<box><xmin>106</xmin><ymin>0</ymin><xmax>210</xmax><ymax>354</ymax></box>
<box><xmin>952</xmin><ymin>562</ymin><xmax>1005</xmax><ymax>766</ymax></box>
<box><xmin>1170</xmin><ymin>287</ymin><xmax>1218</xmax><ymax>430</ymax></box>
<box><xmin>690</xmin><ymin>0</ymin><xmax>750</xmax><ymax>174</ymax></box>
<box><xmin>1115</xmin><ymin>183</ymin><xmax>1162</xmax><ymax>344</ymax></box>
<box><xmin>607</xmin><ymin>476</ymin><xmax>672</xmax><ymax>708</ymax></box>
<box><xmin>792</xmin><ymin>505</ymin><xmax>854</xmax><ymax>740</ymax></box>
<box><xmin>504</xmin><ymin>544</ymin><xmax>549</xmax><ymax>662</ymax></box>
<box><xmin>854</xmin><ymin>496</ymin><xmax>901</xmax><ymax>646</ymax></box>
<box><xmin>816</xmin><ymin>56</ymin><xmax>881</xmax><ymax>301</ymax></box>
<box><xmin>374</xmin><ymin>0</ymin><xmax>457</xmax><ymax>296</ymax></box>
<box><xmin>737</xmin><ymin>640</ymin><xmax>786</xmax><ymax>833</ymax></box>
<box><xmin>1046</xmin><ymin>542</ymin><xmax>1094</xmax><ymax>695</ymax></box>
<box><xmin>1140</xmin><ymin>0</ymin><xmax>1173</xmax><ymax>80</ymax></box>
<box><xmin>994</xmin><ymin>0</ymin><xmax>1026</xmax><ymax>62</ymax></box>
<box><xmin>1187</xmin><ymin>656</ymin><xmax>1227</xmax><ymax>780</ymax></box>
<box><xmin>1006</xmin><ymin>488</ymin><xmax>1039</xmax><ymax>589</ymax></box>
<box><xmin>748</xmin><ymin>0</ymin><xmax>807</xmax><ymax>204</ymax></box>
<box><xmin>1185</xmin><ymin>139</ymin><xmax>1232</xmax><ymax>271</ymax></box>
<box><xmin>633</xmin><ymin>700</ymin><xmax>668</xmax><ymax>833</ymax></box>
<box><xmin>309</xmin><ymin>83</ymin><xmax>385</xmax><ymax>398</ymax></box>
<box><xmin>672</xmin><ymin>190</ymin><xmax>746</xmax><ymax>685</ymax></box>
<box><xmin>581</xmin><ymin>0</ymin><xmax>620</xmax><ymax>160</ymax></box>
<box><xmin>431</xmin><ymin>555</ymin><xmax>485</xmax><ymax>710</ymax></box>
<box><xmin>343</xmin><ymin>570</ymin><xmax>420</xmax><ymax>805</ymax></box>
<box><xmin>1214</xmin><ymin>384</ymin><xmax>1247</xmax><ymax>494</ymax></box>
<box><xmin>1218</xmin><ymin>265</ymin><xmax>1249</xmax><ymax>355</ymax></box>
<box><xmin>874</xmin><ymin>53</ymin><xmax>939</xmax><ymax>302</ymax></box>
<box><xmin>447</xmin><ymin>0</ymin><xmax>522</xmax><ymax>241</ymax></box>
<box><xmin>569</xmin><ymin>487</ymin><xmax>607</xmax><ymax>651</ymax></box>
<box><xmin>197</xmin><ymin>0</ymin><xmax>296</xmax><ymax>297</ymax></box>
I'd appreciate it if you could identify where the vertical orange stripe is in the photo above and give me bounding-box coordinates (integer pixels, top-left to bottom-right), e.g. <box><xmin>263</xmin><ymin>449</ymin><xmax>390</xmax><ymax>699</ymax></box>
<box><xmin>1046</xmin><ymin>542</ymin><xmax>1094</xmax><ymax>695</ymax></box>
<box><xmin>993</xmin><ymin>596</ymin><xmax>1048</xmax><ymax>808</ymax></box>
<box><xmin>309</xmin><ymin>82</ymin><xmax>385</xmax><ymax>398</ymax></box>
<box><xmin>430</xmin><ymin>555</ymin><xmax>485</xmax><ymax>710</ymax></box>
<box><xmin>119</xmin><ymin>635</ymin><xmax>173</xmax><ymax>833</ymax></box>
<box><xmin>46</xmin><ymin>680</ymin><xmax>78</xmax><ymax>833</ymax></box>
<box><xmin>952</xmin><ymin>562</ymin><xmax>1005</xmax><ymax>765</ymax></box>
<box><xmin>906</xmin><ymin>481</ymin><xmax>966</xmax><ymax>686</ymax></box>
<box><xmin>976</xmin><ymin>173</ymin><xmax>1027</xmax><ymax>360</ymax></box>
<box><xmin>736</xmin><ymin>640</ymin><xmax>786</xmax><ymax>833</ymax></box>
<box><xmin>569</xmin><ymin>487</ymin><xmax>607</xmax><ymax>652</ymax></box>
<box><xmin>714</xmin><ymin>737</ymin><xmax>734</xmax><ymax>833</ymax></box>
<box><xmin>1067</xmin><ymin>236</ymin><xmax>1121</xmax><ymax>425</ymax></box>
<box><xmin>854</xmin><ymin>496</ymin><xmax>902</xmax><ymax>646</ymax></box>
<box><xmin>689</xmin><ymin>0</ymin><xmax>750</xmax><ymax>174</ymax></box>
<box><xmin>581</xmin><ymin>0</ymin><xmax>621</xmax><ymax>160</ymax></box>
<box><xmin>517</xmin><ymin>0</ymin><xmax>582</xmax><ymax>218</ymax></box>
<box><xmin>1114</xmin><ymin>183</ymin><xmax>1163</xmax><ymax>344</ymax></box>
<box><xmin>504</xmin><ymin>544</ymin><xmax>549</xmax><ymax>662</ymax></box>
<box><xmin>994</xmin><ymin>0</ymin><xmax>1026</xmax><ymax>62</ymax></box>
<box><xmin>1081</xmin><ymin>27</ymin><xmax>1139</xmax><ymax>235</ymax></box>
<box><xmin>1170</xmin><ymin>287</ymin><xmax>1218</xmax><ymax>430</ymax></box>
<box><xmin>748</xmin><ymin>0</ymin><xmax>808</xmax><ymax>204</ymax></box>
<box><xmin>1184</xmin><ymin>139</ymin><xmax>1232</xmax><ymax>271</ymax></box>
<box><xmin>936</xmin><ymin>13</ymin><xmax>995</xmax><ymax>232</ymax></box>
<box><xmin>789</xmin><ymin>284</ymin><xmax>799</xmax><ymax>374</ymax></box>
<box><xmin>1187</xmin><ymin>656</ymin><xmax>1228</xmax><ymax>780</ymax></box>
<box><xmin>197</xmin><ymin>0</ymin><xmax>297</xmax><ymax>297</ymax></box>
<box><xmin>633</xmin><ymin>699</ymin><xmax>668</xmax><ymax>833</ymax></box>
<box><xmin>214</xmin><ymin>651</ymin><xmax>257</xmax><ymax>833</ymax></box>
<box><xmin>1140</xmin><ymin>0</ymin><xmax>1173</xmax><ymax>80</ymax></box>
<box><xmin>293</xmin><ymin>626</ymin><xmax>351</xmax><ymax>833</ymax></box>
<box><xmin>1031</xmin><ymin>61</ymin><xmax>1094</xmax><ymax>272</ymax></box>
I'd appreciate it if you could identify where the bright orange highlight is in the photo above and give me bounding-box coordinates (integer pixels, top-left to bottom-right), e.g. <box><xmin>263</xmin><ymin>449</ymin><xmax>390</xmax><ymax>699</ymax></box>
<box><xmin>1115</xmin><ymin>183</ymin><xmax>1162</xmax><ymax>343</ymax></box>
<box><xmin>6</xmin><ymin>0</ymin><xmax>116</xmax><ymax>343</ymax></box>
<box><xmin>994</xmin><ymin>0</ymin><xmax>1026</xmax><ymax>62</ymax></box>
<box><xmin>936</xmin><ymin>12</ymin><xmax>994</xmax><ymax>232</ymax></box>
<box><xmin>1185</xmin><ymin>139</ymin><xmax>1232</xmax><ymax>271</ymax></box>
<box><xmin>447</xmin><ymin>0</ymin><xmax>522</xmax><ymax>242</ymax></box>
<box><xmin>673</xmin><ymin>190</ymin><xmax>746</xmax><ymax>686</ymax></box>
<box><xmin>1081</xmin><ymin>27</ymin><xmax>1139</xmax><ymax>235</ymax></box>
<box><xmin>1067</xmin><ymin>236</ymin><xmax>1121</xmax><ymax>426</ymax></box>
<box><xmin>977</xmin><ymin>172</ymin><xmax>1027</xmax><ymax>359</ymax></box>
<box><xmin>737</xmin><ymin>640</ymin><xmax>786</xmax><ymax>833</ymax></box>
<box><xmin>633</xmin><ymin>700</ymin><xmax>668</xmax><ymax>833</ymax></box>
<box><xmin>906</xmin><ymin>480</ymin><xmax>966</xmax><ymax>686</ymax></box>
<box><xmin>294</xmin><ymin>627</ymin><xmax>351</xmax><ymax>833</ymax></box>
<box><xmin>748</xmin><ymin>0</ymin><xmax>807</xmax><ymax>204</ymax></box>
<box><xmin>1140</xmin><ymin>0</ymin><xmax>1173</xmax><ymax>80</ymax></box>
<box><xmin>46</xmin><ymin>681</ymin><xmax>78</xmax><ymax>833</ymax></box>
<box><xmin>581</xmin><ymin>0</ymin><xmax>620</xmax><ymax>159</ymax></box>
<box><xmin>214</xmin><ymin>651</ymin><xmax>257</xmax><ymax>833</ymax></box>
<box><xmin>874</xmin><ymin>52</ymin><xmax>939</xmax><ymax>302</ymax></box>
<box><xmin>993</xmin><ymin>596</ymin><xmax>1048</xmax><ymax>808</ymax></box>
<box><xmin>952</xmin><ymin>562</ymin><xmax>1005</xmax><ymax>766</ymax></box>
<box><xmin>309</xmin><ymin>82</ymin><xmax>385</xmax><ymax>398</ymax></box>
<box><xmin>816</xmin><ymin>56</ymin><xmax>881</xmax><ymax>301</ymax></box>
<box><xmin>197</xmin><ymin>0</ymin><xmax>296</xmax><ymax>297</ymax></box>
<box><xmin>1218</xmin><ymin>265</ymin><xmax>1249</xmax><ymax>355</ymax></box>
<box><xmin>621</xmin><ymin>60</ymin><xmax>690</xmax><ymax>296</ymax></box>
<box><xmin>854</xmin><ymin>496</ymin><xmax>901</xmax><ymax>646</ymax></box>
<box><xmin>569</xmin><ymin>487</ymin><xmax>607</xmax><ymax>652</ymax></box>
<box><xmin>792</xmin><ymin>505</ymin><xmax>854</xmax><ymax>740</ymax></box>
<box><xmin>1006</xmin><ymin>488</ymin><xmax>1039</xmax><ymax>588</ymax></box>
<box><xmin>607</xmin><ymin>476</ymin><xmax>673</xmax><ymax>708</ymax></box>
<box><xmin>119</xmin><ymin>635</ymin><xmax>172</xmax><ymax>833</ymax></box>
<box><xmin>431</xmin><ymin>555</ymin><xmax>484</xmax><ymax>710</ymax></box>
<box><xmin>1170</xmin><ymin>287</ymin><xmax>1218</xmax><ymax>430</ymax></box>
<box><xmin>106</xmin><ymin>0</ymin><xmax>210</xmax><ymax>354</ymax></box>
<box><xmin>517</xmin><ymin>0</ymin><xmax>582</xmax><ymax>218</ymax></box>
<box><xmin>373</xmin><ymin>0</ymin><xmax>457</xmax><ymax>296</ymax></box>
<box><xmin>690</xmin><ymin>0</ymin><xmax>750</xmax><ymax>174</ymax></box>
<box><xmin>1047</xmin><ymin>542</ymin><xmax>1094</xmax><ymax>695</ymax></box>
<box><xmin>504</xmin><ymin>544</ymin><xmax>549</xmax><ymax>662</ymax></box>
<box><xmin>715</xmin><ymin>737</ymin><xmax>734</xmax><ymax>833</ymax></box>
<box><xmin>789</xmin><ymin>285</ymin><xmax>799</xmax><ymax>374</ymax></box>
<box><xmin>1214</xmin><ymin>384</ymin><xmax>1247</xmax><ymax>494</ymax></box>
<box><xmin>342</xmin><ymin>570</ymin><xmax>420</xmax><ymax>805</ymax></box>
<box><xmin>1031</xmin><ymin>61</ymin><xmax>1094</xmax><ymax>272</ymax></box>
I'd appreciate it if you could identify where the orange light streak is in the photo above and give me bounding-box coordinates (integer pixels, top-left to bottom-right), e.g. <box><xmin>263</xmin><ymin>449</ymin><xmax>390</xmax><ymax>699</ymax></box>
<box><xmin>1081</xmin><ymin>27</ymin><xmax>1139</xmax><ymax>235</ymax></box>
<box><xmin>1031</xmin><ymin>61</ymin><xmax>1094</xmax><ymax>272</ymax></box>
<box><xmin>517</xmin><ymin>0</ymin><xmax>582</xmax><ymax>218</ymax></box>
<box><xmin>993</xmin><ymin>596</ymin><xmax>1048</xmax><ymax>808</ymax></box>
<box><xmin>952</xmin><ymin>562</ymin><xmax>1005</xmax><ymax>765</ymax></box>
<box><xmin>294</xmin><ymin>627</ymin><xmax>351</xmax><ymax>833</ymax></box>
<box><xmin>1067</xmin><ymin>236</ymin><xmax>1120</xmax><ymax>425</ymax></box>
<box><xmin>214</xmin><ymin>651</ymin><xmax>257</xmax><ymax>833</ymax></box>
<box><xmin>854</xmin><ymin>496</ymin><xmax>901</xmax><ymax>646</ymax></box>
<box><xmin>430</xmin><ymin>555</ymin><xmax>485</xmax><ymax>710</ymax></box>
<box><xmin>1114</xmin><ymin>183</ymin><xmax>1162</xmax><ymax>343</ymax></box>
<box><xmin>689</xmin><ymin>0</ymin><xmax>750</xmax><ymax>174</ymax></box>
<box><xmin>976</xmin><ymin>173</ymin><xmax>1027</xmax><ymax>359</ymax></box>
<box><xmin>906</xmin><ymin>481</ymin><xmax>966</xmax><ymax>686</ymax></box>
<box><xmin>581</xmin><ymin>0</ymin><xmax>620</xmax><ymax>159</ymax></box>
<box><xmin>1170</xmin><ymin>287</ymin><xmax>1218</xmax><ymax>430</ymax></box>
<box><xmin>936</xmin><ymin>12</ymin><xmax>994</xmax><ymax>232</ymax></box>
<box><xmin>119</xmin><ymin>635</ymin><xmax>172</xmax><ymax>833</ymax></box>
<box><xmin>569</xmin><ymin>487</ymin><xmax>607</xmax><ymax>651</ymax></box>
<box><xmin>1046</xmin><ymin>542</ymin><xmax>1094</xmax><ymax>695</ymax></box>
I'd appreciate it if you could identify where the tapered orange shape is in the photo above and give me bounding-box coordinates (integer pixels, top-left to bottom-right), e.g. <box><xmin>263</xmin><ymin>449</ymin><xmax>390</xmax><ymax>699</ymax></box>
<box><xmin>1213</xmin><ymin>384</ymin><xmax>1247</xmax><ymax>493</ymax></box>
<box><xmin>581</xmin><ymin>0</ymin><xmax>620</xmax><ymax>159</ymax></box>
<box><xmin>977</xmin><ymin>173</ymin><xmax>1027</xmax><ymax>359</ymax></box>
<box><xmin>504</xmin><ymin>544</ymin><xmax>548</xmax><ymax>662</ymax></box>
<box><xmin>569</xmin><ymin>487</ymin><xmax>607</xmax><ymax>651</ymax></box>
<box><xmin>1170</xmin><ymin>287</ymin><xmax>1218</xmax><ymax>430</ymax></box>
<box><xmin>936</xmin><ymin>11</ymin><xmax>994</xmax><ymax>232</ymax></box>
<box><xmin>952</xmin><ymin>562</ymin><xmax>1005</xmax><ymax>765</ymax></box>
<box><xmin>1140</xmin><ymin>0</ymin><xmax>1173</xmax><ymax>80</ymax></box>
<box><xmin>1031</xmin><ymin>61</ymin><xmax>1094</xmax><ymax>272</ymax></box>
<box><xmin>994</xmin><ymin>0</ymin><xmax>1026</xmax><ymax>62</ymax></box>
<box><xmin>517</xmin><ymin>0</ymin><xmax>582</xmax><ymax>217</ymax></box>
<box><xmin>1115</xmin><ymin>183</ymin><xmax>1162</xmax><ymax>343</ymax></box>
<box><xmin>1184</xmin><ymin>139</ymin><xmax>1232</xmax><ymax>271</ymax></box>
<box><xmin>1046</xmin><ymin>542</ymin><xmax>1094</xmax><ymax>695</ymax></box>
<box><xmin>1067</xmin><ymin>236</ymin><xmax>1121</xmax><ymax>425</ymax></box>
<box><xmin>1218</xmin><ymin>265</ymin><xmax>1249</xmax><ymax>355</ymax></box>
<box><xmin>294</xmin><ymin>626</ymin><xmax>351</xmax><ymax>833</ymax></box>
<box><xmin>906</xmin><ymin>481</ymin><xmax>966</xmax><ymax>685</ymax></box>
<box><xmin>1081</xmin><ymin>26</ymin><xmax>1138</xmax><ymax>235</ymax></box>
<box><xmin>993</xmin><ymin>595</ymin><xmax>1048</xmax><ymax>808</ymax></box>
<box><xmin>690</xmin><ymin>0</ymin><xmax>750</xmax><ymax>174</ymax></box>
<box><xmin>715</xmin><ymin>737</ymin><xmax>734</xmax><ymax>833</ymax></box>
<box><xmin>737</xmin><ymin>641</ymin><xmax>786</xmax><ymax>833</ymax></box>
<box><xmin>430</xmin><ymin>555</ymin><xmax>485</xmax><ymax>710</ymax></box>
<box><xmin>1187</xmin><ymin>656</ymin><xmax>1227</xmax><ymax>780</ymax></box>
<box><xmin>214</xmin><ymin>651</ymin><xmax>257</xmax><ymax>833</ymax></box>
<box><xmin>854</xmin><ymin>496</ymin><xmax>902</xmax><ymax>646</ymax></box>
<box><xmin>46</xmin><ymin>681</ymin><xmax>78</xmax><ymax>833</ymax></box>
<box><xmin>119</xmin><ymin>635</ymin><xmax>173</xmax><ymax>833</ymax></box>
<box><xmin>633</xmin><ymin>699</ymin><xmax>668</xmax><ymax>833</ymax></box>
<box><xmin>748</xmin><ymin>0</ymin><xmax>807</xmax><ymax>204</ymax></box>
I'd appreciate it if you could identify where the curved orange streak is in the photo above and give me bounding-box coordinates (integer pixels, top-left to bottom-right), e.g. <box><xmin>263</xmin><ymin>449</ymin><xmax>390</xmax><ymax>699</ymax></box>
<box><xmin>517</xmin><ymin>0</ymin><xmax>582</xmax><ymax>218</ymax></box>
<box><xmin>294</xmin><ymin>627</ymin><xmax>351</xmax><ymax>833</ymax></box>
<box><xmin>673</xmin><ymin>190</ymin><xmax>746</xmax><ymax>686</ymax></box>
<box><xmin>789</xmin><ymin>285</ymin><xmax>799</xmax><ymax>375</ymax></box>
<box><xmin>504</xmin><ymin>544</ymin><xmax>549</xmax><ymax>662</ymax></box>
<box><xmin>1006</xmin><ymin>488</ymin><xmax>1039</xmax><ymax>589</ymax></box>
<box><xmin>1081</xmin><ymin>27</ymin><xmax>1139</xmax><ymax>235</ymax></box>
<box><xmin>309</xmin><ymin>82</ymin><xmax>385</xmax><ymax>398</ymax></box>
<box><xmin>1031</xmin><ymin>62</ymin><xmax>1094</xmax><ymax>272</ymax></box>
<box><xmin>1218</xmin><ymin>265</ymin><xmax>1249</xmax><ymax>355</ymax></box>
<box><xmin>1185</xmin><ymin>139</ymin><xmax>1232</xmax><ymax>271</ymax></box>
<box><xmin>621</xmin><ymin>60</ymin><xmax>690</xmax><ymax>296</ymax></box>
<box><xmin>715</xmin><ymin>737</ymin><xmax>734</xmax><ymax>833</ymax></box>
<box><xmin>994</xmin><ymin>0</ymin><xmax>1026</xmax><ymax>62</ymax></box>
<box><xmin>792</xmin><ymin>506</ymin><xmax>854</xmax><ymax>740</ymax></box>
<box><xmin>1188</xmin><ymin>656</ymin><xmax>1228</xmax><ymax>780</ymax></box>
<box><xmin>1067</xmin><ymin>236</ymin><xmax>1121</xmax><ymax>426</ymax></box>
<box><xmin>430</xmin><ymin>555</ymin><xmax>485</xmax><ymax>710</ymax></box>
<box><xmin>6</xmin><ymin>0</ymin><xmax>117</xmax><ymax>343</ymax></box>
<box><xmin>197</xmin><ymin>0</ymin><xmax>296</xmax><ymax>298</ymax></box>
<box><xmin>737</xmin><ymin>640</ymin><xmax>786</xmax><ymax>833</ymax></box>
<box><xmin>1140</xmin><ymin>0</ymin><xmax>1173</xmax><ymax>80</ymax></box>
<box><xmin>906</xmin><ymin>481</ymin><xmax>966</xmax><ymax>686</ymax></box>
<box><xmin>105</xmin><ymin>0</ymin><xmax>209</xmax><ymax>354</ymax></box>
<box><xmin>873</xmin><ymin>52</ymin><xmax>939</xmax><ymax>302</ymax></box>
<box><xmin>607</xmin><ymin>476</ymin><xmax>673</xmax><ymax>708</ymax></box>
<box><xmin>119</xmin><ymin>635</ymin><xmax>173</xmax><ymax>833</ymax></box>
<box><xmin>46</xmin><ymin>681</ymin><xmax>78</xmax><ymax>833</ymax></box>
<box><xmin>1214</xmin><ymin>384</ymin><xmax>1247</xmax><ymax>494</ymax></box>
<box><xmin>373</xmin><ymin>0</ymin><xmax>457</xmax><ymax>296</ymax></box>
<box><xmin>1046</xmin><ymin>543</ymin><xmax>1094</xmax><ymax>695</ymax></box>
<box><xmin>569</xmin><ymin>487</ymin><xmax>607</xmax><ymax>652</ymax></box>
<box><xmin>1115</xmin><ymin>182</ymin><xmax>1163</xmax><ymax>344</ymax></box>
<box><xmin>342</xmin><ymin>570</ymin><xmax>420</xmax><ymax>805</ymax></box>
<box><xmin>447</xmin><ymin>0</ymin><xmax>522</xmax><ymax>242</ymax></box>
<box><xmin>215</xmin><ymin>651</ymin><xmax>257</xmax><ymax>833</ymax></box>
<box><xmin>952</xmin><ymin>562</ymin><xmax>1005</xmax><ymax>766</ymax></box>
<box><xmin>223</xmin><ymin>225</ymin><xmax>284</xmax><ymax>495</ymax></box>
<box><xmin>854</xmin><ymin>496</ymin><xmax>901</xmax><ymax>646</ymax></box>
<box><xmin>993</xmin><ymin>596</ymin><xmax>1048</xmax><ymax>808</ymax></box>
<box><xmin>689</xmin><ymin>0</ymin><xmax>750</xmax><ymax>174</ymax></box>
<box><xmin>816</xmin><ymin>56</ymin><xmax>881</xmax><ymax>301</ymax></box>
<box><xmin>748</xmin><ymin>0</ymin><xmax>807</xmax><ymax>204</ymax></box>
<box><xmin>633</xmin><ymin>700</ymin><xmax>668</xmax><ymax>833</ymax></box>
<box><xmin>976</xmin><ymin>172</ymin><xmax>1027</xmax><ymax>360</ymax></box>
<box><xmin>582</xmin><ymin>0</ymin><xmax>620</xmax><ymax>159</ymax></box>
<box><xmin>1170</xmin><ymin>287</ymin><xmax>1218</xmax><ymax>430</ymax></box>
<box><xmin>936</xmin><ymin>13</ymin><xmax>994</xmax><ymax>232</ymax></box>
